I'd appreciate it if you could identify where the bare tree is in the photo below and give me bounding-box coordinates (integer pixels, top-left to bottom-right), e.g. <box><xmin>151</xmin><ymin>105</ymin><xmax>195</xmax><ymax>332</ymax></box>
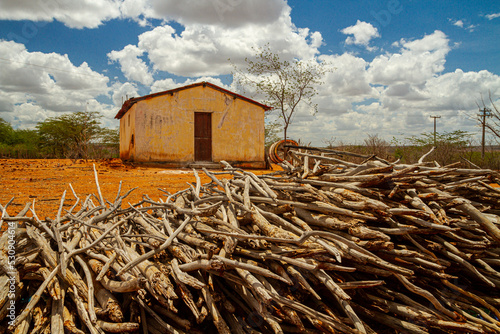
<box><xmin>232</xmin><ymin>45</ymin><xmax>329</xmax><ymax>144</ymax></box>
<box><xmin>478</xmin><ymin>93</ymin><xmax>500</xmax><ymax>143</ymax></box>
<box><xmin>364</xmin><ymin>133</ymin><xmax>390</xmax><ymax>159</ymax></box>
<box><xmin>322</xmin><ymin>136</ymin><xmax>336</xmax><ymax>149</ymax></box>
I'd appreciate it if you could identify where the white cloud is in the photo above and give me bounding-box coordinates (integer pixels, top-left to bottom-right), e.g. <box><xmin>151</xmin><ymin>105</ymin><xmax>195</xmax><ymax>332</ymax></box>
<box><xmin>360</xmin><ymin>32</ymin><xmax>500</xmax><ymax>140</ymax></box>
<box><xmin>150</xmin><ymin>77</ymin><xmax>228</xmax><ymax>94</ymax></box>
<box><xmin>451</xmin><ymin>19</ymin><xmax>476</xmax><ymax>32</ymax></box>
<box><xmin>0</xmin><ymin>91</ymin><xmax>15</xmax><ymax>113</ymax></box>
<box><xmin>1</xmin><ymin>103</ymin><xmax>47</xmax><ymax>129</ymax></box>
<box><xmin>0</xmin><ymin>0</ymin><xmax>287</xmax><ymax>29</ymax></box>
<box><xmin>121</xmin><ymin>5</ymin><xmax>322</xmax><ymax>78</ymax></box>
<box><xmin>320</xmin><ymin>53</ymin><xmax>375</xmax><ymax>97</ymax></box>
<box><xmin>108</xmin><ymin>45</ymin><xmax>154</xmax><ymax>85</ymax></box>
<box><xmin>384</xmin><ymin>83</ymin><xmax>427</xmax><ymax>101</ymax></box>
<box><xmin>362</xmin><ymin>69</ymin><xmax>500</xmax><ymax>142</ymax></box>
<box><xmin>485</xmin><ymin>12</ymin><xmax>500</xmax><ymax>20</ymax></box>
<box><xmin>119</xmin><ymin>0</ymin><xmax>155</xmax><ymax>24</ymax></box>
<box><xmin>229</xmin><ymin>29</ymin><xmax>500</xmax><ymax>145</ymax></box>
<box><xmin>0</xmin><ymin>41</ymin><xmax>110</xmax><ymax>107</ymax></box>
<box><xmin>286</xmin><ymin>108</ymin><xmax>401</xmax><ymax>146</ymax></box>
<box><xmin>111</xmin><ymin>82</ymin><xmax>139</xmax><ymax>107</ymax></box>
<box><xmin>0</xmin><ymin>40</ymin><xmax>111</xmax><ymax>128</ymax></box>
<box><xmin>367</xmin><ymin>33</ymin><xmax>500</xmax><ymax>115</ymax></box>
<box><xmin>150</xmin><ymin>0</ymin><xmax>285</xmax><ymax>28</ymax></box>
<box><xmin>409</xmin><ymin>69</ymin><xmax>500</xmax><ymax>111</ymax></box>
<box><xmin>369</xmin><ymin>30</ymin><xmax>450</xmax><ymax>86</ymax></box>
<box><xmin>302</xmin><ymin>53</ymin><xmax>379</xmax><ymax>120</ymax></box>
<box><xmin>150</xmin><ymin>78</ymin><xmax>178</xmax><ymax>94</ymax></box>
<box><xmin>1</xmin><ymin>1</ymin><xmax>499</xmax><ymax>146</ymax></box>
<box><xmin>466</xmin><ymin>24</ymin><xmax>477</xmax><ymax>32</ymax></box>
<box><xmin>341</xmin><ymin>20</ymin><xmax>380</xmax><ymax>50</ymax></box>
<box><xmin>0</xmin><ymin>0</ymin><xmax>121</xmax><ymax>29</ymax></box>
<box><xmin>282</xmin><ymin>30</ymin><xmax>500</xmax><ymax>145</ymax></box>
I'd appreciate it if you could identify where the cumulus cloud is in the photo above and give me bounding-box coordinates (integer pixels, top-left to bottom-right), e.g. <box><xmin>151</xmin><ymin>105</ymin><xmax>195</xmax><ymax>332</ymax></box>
<box><xmin>0</xmin><ymin>0</ymin><xmax>121</xmax><ymax>29</ymax></box>
<box><xmin>320</xmin><ymin>53</ymin><xmax>375</xmax><ymax>97</ymax></box>
<box><xmin>300</xmin><ymin>53</ymin><xmax>379</xmax><ymax>120</ymax></box>
<box><xmin>229</xmin><ymin>28</ymin><xmax>499</xmax><ymax>145</ymax></box>
<box><xmin>0</xmin><ymin>0</ymin><xmax>324</xmax><ymax>129</ymax></box>
<box><xmin>150</xmin><ymin>77</ymin><xmax>228</xmax><ymax>94</ymax></box>
<box><xmin>282</xmin><ymin>30</ymin><xmax>500</xmax><ymax>144</ymax></box>
<box><xmin>360</xmin><ymin>31</ymin><xmax>500</xmax><ymax>138</ymax></box>
<box><xmin>369</xmin><ymin>30</ymin><xmax>450</xmax><ymax>86</ymax></box>
<box><xmin>0</xmin><ymin>0</ymin><xmax>288</xmax><ymax>29</ymax></box>
<box><xmin>384</xmin><ymin>83</ymin><xmax>426</xmax><ymax>101</ymax></box>
<box><xmin>0</xmin><ymin>40</ymin><xmax>111</xmax><ymax>127</ymax></box>
<box><xmin>366</xmin><ymin>31</ymin><xmax>500</xmax><ymax>116</ymax></box>
<box><xmin>406</xmin><ymin>69</ymin><xmax>500</xmax><ymax>112</ymax></box>
<box><xmin>1</xmin><ymin>1</ymin><xmax>499</xmax><ymax>145</ymax></box>
<box><xmin>108</xmin><ymin>45</ymin><xmax>154</xmax><ymax>85</ymax></box>
<box><xmin>1</xmin><ymin>103</ymin><xmax>47</xmax><ymax>129</ymax></box>
<box><xmin>341</xmin><ymin>20</ymin><xmax>380</xmax><ymax>50</ymax></box>
<box><xmin>150</xmin><ymin>0</ymin><xmax>285</xmax><ymax>27</ymax></box>
<box><xmin>117</xmin><ymin>5</ymin><xmax>322</xmax><ymax>78</ymax></box>
<box><xmin>150</xmin><ymin>78</ymin><xmax>178</xmax><ymax>94</ymax></box>
<box><xmin>0</xmin><ymin>41</ymin><xmax>109</xmax><ymax>105</ymax></box>
<box><xmin>286</xmin><ymin>108</ymin><xmax>401</xmax><ymax>146</ymax></box>
<box><xmin>111</xmin><ymin>82</ymin><xmax>139</xmax><ymax>107</ymax></box>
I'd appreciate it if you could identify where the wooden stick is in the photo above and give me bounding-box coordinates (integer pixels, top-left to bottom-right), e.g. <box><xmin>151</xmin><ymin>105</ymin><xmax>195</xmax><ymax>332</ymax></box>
<box><xmin>9</xmin><ymin>264</ymin><xmax>60</xmax><ymax>330</ymax></box>
<box><xmin>117</xmin><ymin>215</ymin><xmax>192</xmax><ymax>275</ymax></box>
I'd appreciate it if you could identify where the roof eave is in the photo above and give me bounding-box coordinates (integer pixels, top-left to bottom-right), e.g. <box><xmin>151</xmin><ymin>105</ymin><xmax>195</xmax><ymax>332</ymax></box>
<box><xmin>114</xmin><ymin>81</ymin><xmax>272</xmax><ymax>119</ymax></box>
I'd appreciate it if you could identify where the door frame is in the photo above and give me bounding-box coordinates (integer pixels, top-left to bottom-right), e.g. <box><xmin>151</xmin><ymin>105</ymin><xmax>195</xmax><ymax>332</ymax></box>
<box><xmin>194</xmin><ymin>112</ymin><xmax>212</xmax><ymax>161</ymax></box>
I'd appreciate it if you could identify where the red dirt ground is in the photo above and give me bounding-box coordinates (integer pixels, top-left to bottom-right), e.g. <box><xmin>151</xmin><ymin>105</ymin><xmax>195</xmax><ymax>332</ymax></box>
<box><xmin>0</xmin><ymin>158</ymin><xmax>272</xmax><ymax>219</ymax></box>
<box><xmin>1</xmin><ymin>158</ymin><xmax>497</xmax><ymax>220</ymax></box>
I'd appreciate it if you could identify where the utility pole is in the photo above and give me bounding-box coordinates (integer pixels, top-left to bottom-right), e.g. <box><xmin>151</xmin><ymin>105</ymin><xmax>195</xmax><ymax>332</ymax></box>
<box><xmin>430</xmin><ymin>115</ymin><xmax>441</xmax><ymax>146</ymax></box>
<box><xmin>478</xmin><ymin>107</ymin><xmax>491</xmax><ymax>159</ymax></box>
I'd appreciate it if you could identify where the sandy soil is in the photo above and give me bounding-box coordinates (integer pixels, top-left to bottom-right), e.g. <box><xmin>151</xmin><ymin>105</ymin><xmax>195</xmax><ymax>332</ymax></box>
<box><xmin>0</xmin><ymin>158</ymin><xmax>271</xmax><ymax>219</ymax></box>
<box><xmin>2</xmin><ymin>158</ymin><xmax>497</xmax><ymax>220</ymax></box>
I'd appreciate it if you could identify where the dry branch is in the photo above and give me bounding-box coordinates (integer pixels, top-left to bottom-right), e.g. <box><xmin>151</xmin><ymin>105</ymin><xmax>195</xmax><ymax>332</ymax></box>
<box><xmin>2</xmin><ymin>149</ymin><xmax>500</xmax><ymax>333</ymax></box>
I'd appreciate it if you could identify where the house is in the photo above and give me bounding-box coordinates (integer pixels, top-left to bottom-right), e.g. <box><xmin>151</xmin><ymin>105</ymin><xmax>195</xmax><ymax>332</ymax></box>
<box><xmin>114</xmin><ymin>82</ymin><xmax>271</xmax><ymax>168</ymax></box>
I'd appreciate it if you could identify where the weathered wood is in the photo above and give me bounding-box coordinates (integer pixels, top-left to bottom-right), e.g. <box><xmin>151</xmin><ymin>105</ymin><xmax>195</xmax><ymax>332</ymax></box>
<box><xmin>3</xmin><ymin>151</ymin><xmax>500</xmax><ymax>333</ymax></box>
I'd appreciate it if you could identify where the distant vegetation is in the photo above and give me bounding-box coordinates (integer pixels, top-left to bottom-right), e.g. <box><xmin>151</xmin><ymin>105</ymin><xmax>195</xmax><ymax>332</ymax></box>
<box><xmin>322</xmin><ymin>132</ymin><xmax>500</xmax><ymax>170</ymax></box>
<box><xmin>2</xmin><ymin>111</ymin><xmax>499</xmax><ymax>170</ymax></box>
<box><xmin>0</xmin><ymin>111</ymin><xmax>118</xmax><ymax>160</ymax></box>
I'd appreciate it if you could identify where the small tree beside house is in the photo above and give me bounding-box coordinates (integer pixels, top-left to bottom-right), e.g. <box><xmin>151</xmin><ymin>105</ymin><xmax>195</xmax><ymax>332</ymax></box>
<box><xmin>232</xmin><ymin>45</ymin><xmax>329</xmax><ymax>145</ymax></box>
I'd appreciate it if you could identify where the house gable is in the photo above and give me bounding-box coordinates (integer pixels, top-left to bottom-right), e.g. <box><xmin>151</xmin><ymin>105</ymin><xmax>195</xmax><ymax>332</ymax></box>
<box><xmin>115</xmin><ymin>81</ymin><xmax>271</xmax><ymax>120</ymax></box>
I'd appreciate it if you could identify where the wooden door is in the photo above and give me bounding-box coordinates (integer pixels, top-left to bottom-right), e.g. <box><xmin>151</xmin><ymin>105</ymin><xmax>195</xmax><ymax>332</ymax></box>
<box><xmin>194</xmin><ymin>112</ymin><xmax>212</xmax><ymax>161</ymax></box>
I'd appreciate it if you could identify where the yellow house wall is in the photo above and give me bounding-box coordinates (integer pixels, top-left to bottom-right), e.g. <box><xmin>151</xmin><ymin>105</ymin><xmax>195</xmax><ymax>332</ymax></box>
<box><xmin>120</xmin><ymin>85</ymin><xmax>265</xmax><ymax>164</ymax></box>
<box><xmin>211</xmin><ymin>92</ymin><xmax>265</xmax><ymax>163</ymax></box>
<box><xmin>119</xmin><ymin>106</ymin><xmax>136</xmax><ymax>160</ymax></box>
<box><xmin>133</xmin><ymin>92</ymin><xmax>193</xmax><ymax>161</ymax></box>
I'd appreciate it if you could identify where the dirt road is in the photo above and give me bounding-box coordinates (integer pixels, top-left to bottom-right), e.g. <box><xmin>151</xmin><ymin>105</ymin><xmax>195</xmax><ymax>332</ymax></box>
<box><xmin>0</xmin><ymin>158</ymin><xmax>269</xmax><ymax>219</ymax></box>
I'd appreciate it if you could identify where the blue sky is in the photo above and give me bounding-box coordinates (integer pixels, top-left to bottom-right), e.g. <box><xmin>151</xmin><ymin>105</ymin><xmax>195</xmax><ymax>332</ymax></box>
<box><xmin>0</xmin><ymin>0</ymin><xmax>498</xmax><ymax>145</ymax></box>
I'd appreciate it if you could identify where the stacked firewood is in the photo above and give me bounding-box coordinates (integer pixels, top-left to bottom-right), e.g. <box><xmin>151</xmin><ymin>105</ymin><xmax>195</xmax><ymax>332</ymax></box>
<box><xmin>1</xmin><ymin>148</ymin><xmax>499</xmax><ymax>333</ymax></box>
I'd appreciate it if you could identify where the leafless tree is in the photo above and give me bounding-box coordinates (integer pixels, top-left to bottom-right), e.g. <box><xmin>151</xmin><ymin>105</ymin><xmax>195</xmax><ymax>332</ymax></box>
<box><xmin>478</xmin><ymin>93</ymin><xmax>500</xmax><ymax>143</ymax></box>
<box><xmin>232</xmin><ymin>45</ymin><xmax>329</xmax><ymax>144</ymax></box>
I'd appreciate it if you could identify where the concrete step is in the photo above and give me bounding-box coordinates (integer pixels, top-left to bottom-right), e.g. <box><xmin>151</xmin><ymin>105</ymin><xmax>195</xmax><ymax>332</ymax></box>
<box><xmin>188</xmin><ymin>162</ymin><xmax>222</xmax><ymax>169</ymax></box>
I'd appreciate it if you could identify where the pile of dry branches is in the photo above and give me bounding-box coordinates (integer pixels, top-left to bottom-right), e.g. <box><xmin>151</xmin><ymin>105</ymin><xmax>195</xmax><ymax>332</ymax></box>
<box><xmin>1</xmin><ymin>148</ymin><xmax>499</xmax><ymax>334</ymax></box>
